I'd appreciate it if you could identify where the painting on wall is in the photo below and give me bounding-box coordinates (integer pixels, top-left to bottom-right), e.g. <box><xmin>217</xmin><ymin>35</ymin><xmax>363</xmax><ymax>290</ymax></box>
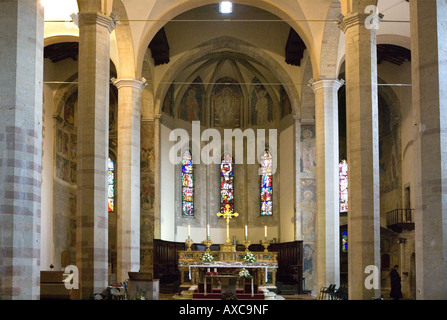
<box><xmin>63</xmin><ymin>93</ymin><xmax>77</xmax><ymax>126</ymax></box>
<box><xmin>251</xmin><ymin>78</ymin><xmax>273</xmax><ymax>125</ymax></box>
<box><xmin>141</xmin><ymin>122</ymin><xmax>155</xmax><ymax>174</ymax></box>
<box><xmin>178</xmin><ymin>77</ymin><xmax>205</xmax><ymax>123</ymax></box>
<box><xmin>212</xmin><ymin>78</ymin><xmax>242</xmax><ymax>128</ymax></box>
<box><xmin>301</xmin><ymin>179</ymin><xmax>316</xmax><ymax>241</ymax></box>
<box><xmin>303</xmin><ymin>242</ymin><xmax>316</xmax><ymax>293</ymax></box>
<box><xmin>280</xmin><ymin>86</ymin><xmax>292</xmax><ymax>119</ymax></box>
<box><xmin>379</xmin><ymin>98</ymin><xmax>400</xmax><ymax>193</ymax></box>
<box><xmin>300</xmin><ymin>126</ymin><xmax>316</xmax><ymax>178</ymax></box>
<box><xmin>162</xmin><ymin>84</ymin><xmax>175</xmax><ymax>118</ymax></box>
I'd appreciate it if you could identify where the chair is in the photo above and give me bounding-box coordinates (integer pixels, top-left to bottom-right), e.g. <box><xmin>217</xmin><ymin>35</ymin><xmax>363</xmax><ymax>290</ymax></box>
<box><xmin>318</xmin><ymin>284</ymin><xmax>336</xmax><ymax>300</ymax></box>
<box><xmin>331</xmin><ymin>285</ymin><xmax>348</xmax><ymax>300</ymax></box>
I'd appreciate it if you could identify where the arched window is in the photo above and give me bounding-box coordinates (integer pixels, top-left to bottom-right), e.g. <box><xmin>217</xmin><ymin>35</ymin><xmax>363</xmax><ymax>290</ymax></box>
<box><xmin>220</xmin><ymin>154</ymin><xmax>234</xmax><ymax>213</ymax></box>
<box><xmin>108</xmin><ymin>157</ymin><xmax>115</xmax><ymax>212</ymax></box>
<box><xmin>182</xmin><ymin>150</ymin><xmax>194</xmax><ymax>216</ymax></box>
<box><xmin>260</xmin><ymin>150</ymin><xmax>273</xmax><ymax>216</ymax></box>
<box><xmin>341</xmin><ymin>232</ymin><xmax>348</xmax><ymax>253</ymax></box>
<box><xmin>339</xmin><ymin>159</ymin><xmax>348</xmax><ymax>213</ymax></box>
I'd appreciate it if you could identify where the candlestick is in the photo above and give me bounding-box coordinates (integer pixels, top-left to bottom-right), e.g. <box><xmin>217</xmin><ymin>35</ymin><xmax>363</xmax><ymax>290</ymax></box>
<box><xmin>245</xmin><ymin>225</ymin><xmax>248</xmax><ymax>240</ymax></box>
<box><xmin>207</xmin><ymin>224</ymin><xmax>210</xmax><ymax>239</ymax></box>
<box><xmin>188</xmin><ymin>225</ymin><xmax>191</xmax><ymax>239</ymax></box>
<box><xmin>264</xmin><ymin>226</ymin><xmax>267</xmax><ymax>239</ymax></box>
<box><xmin>262</xmin><ymin>239</ymin><xmax>270</xmax><ymax>252</ymax></box>
<box><xmin>185</xmin><ymin>238</ymin><xmax>193</xmax><ymax>251</ymax></box>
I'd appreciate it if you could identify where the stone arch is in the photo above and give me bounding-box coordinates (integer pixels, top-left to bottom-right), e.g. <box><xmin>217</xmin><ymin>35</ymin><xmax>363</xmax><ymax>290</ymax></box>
<box><xmin>319</xmin><ymin>0</ymin><xmax>344</xmax><ymax>79</ymax></box>
<box><xmin>154</xmin><ymin>36</ymin><xmax>301</xmax><ymax>119</ymax></box>
<box><xmin>112</xmin><ymin>0</ymin><xmax>137</xmax><ymax>79</ymax></box>
<box><xmin>44</xmin><ymin>35</ymin><xmax>79</xmax><ymax>47</ymax></box>
<box><xmin>136</xmin><ymin>0</ymin><xmax>318</xmax><ymax>80</ymax></box>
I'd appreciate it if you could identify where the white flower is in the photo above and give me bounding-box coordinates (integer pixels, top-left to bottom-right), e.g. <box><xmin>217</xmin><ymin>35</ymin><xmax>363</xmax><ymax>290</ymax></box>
<box><xmin>238</xmin><ymin>268</ymin><xmax>252</xmax><ymax>279</ymax></box>
<box><xmin>201</xmin><ymin>252</ymin><xmax>214</xmax><ymax>262</ymax></box>
<box><xmin>243</xmin><ymin>251</ymin><xmax>256</xmax><ymax>263</ymax></box>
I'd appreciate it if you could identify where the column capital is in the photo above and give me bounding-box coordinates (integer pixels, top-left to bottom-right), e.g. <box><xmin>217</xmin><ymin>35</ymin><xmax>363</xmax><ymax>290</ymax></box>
<box><xmin>111</xmin><ymin>77</ymin><xmax>148</xmax><ymax>92</ymax></box>
<box><xmin>338</xmin><ymin>11</ymin><xmax>383</xmax><ymax>33</ymax></box>
<box><xmin>78</xmin><ymin>12</ymin><xmax>116</xmax><ymax>33</ymax></box>
<box><xmin>308</xmin><ymin>78</ymin><xmax>345</xmax><ymax>93</ymax></box>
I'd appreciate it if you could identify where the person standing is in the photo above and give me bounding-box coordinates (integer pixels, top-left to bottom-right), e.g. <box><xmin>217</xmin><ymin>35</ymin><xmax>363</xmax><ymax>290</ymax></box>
<box><xmin>390</xmin><ymin>265</ymin><xmax>403</xmax><ymax>300</ymax></box>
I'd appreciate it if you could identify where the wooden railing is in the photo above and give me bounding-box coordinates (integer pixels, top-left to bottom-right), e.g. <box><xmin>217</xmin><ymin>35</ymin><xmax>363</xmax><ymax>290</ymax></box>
<box><xmin>386</xmin><ymin>209</ymin><xmax>415</xmax><ymax>232</ymax></box>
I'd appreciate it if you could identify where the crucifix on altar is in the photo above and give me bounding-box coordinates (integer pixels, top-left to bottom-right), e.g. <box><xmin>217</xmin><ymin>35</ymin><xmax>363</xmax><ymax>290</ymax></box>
<box><xmin>217</xmin><ymin>204</ymin><xmax>239</xmax><ymax>251</ymax></box>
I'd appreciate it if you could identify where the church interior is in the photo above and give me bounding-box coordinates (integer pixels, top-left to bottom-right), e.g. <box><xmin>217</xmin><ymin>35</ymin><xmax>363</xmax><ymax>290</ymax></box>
<box><xmin>1</xmin><ymin>0</ymin><xmax>447</xmax><ymax>301</ymax></box>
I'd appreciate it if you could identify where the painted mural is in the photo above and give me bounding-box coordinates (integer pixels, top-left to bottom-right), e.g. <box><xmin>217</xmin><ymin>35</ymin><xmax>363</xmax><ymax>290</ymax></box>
<box><xmin>251</xmin><ymin>78</ymin><xmax>273</xmax><ymax>125</ymax></box>
<box><xmin>300</xmin><ymin>125</ymin><xmax>317</xmax><ymax>294</ymax></box>
<box><xmin>178</xmin><ymin>77</ymin><xmax>205</xmax><ymax>122</ymax></box>
<box><xmin>280</xmin><ymin>86</ymin><xmax>292</xmax><ymax>119</ymax></box>
<box><xmin>379</xmin><ymin>96</ymin><xmax>400</xmax><ymax>194</ymax></box>
<box><xmin>55</xmin><ymin>95</ymin><xmax>78</xmax><ymax>186</ymax></box>
<box><xmin>212</xmin><ymin>78</ymin><xmax>242</xmax><ymax>128</ymax></box>
<box><xmin>162</xmin><ymin>84</ymin><xmax>175</xmax><ymax>117</ymax></box>
<box><xmin>140</xmin><ymin>120</ymin><xmax>156</xmax><ymax>272</ymax></box>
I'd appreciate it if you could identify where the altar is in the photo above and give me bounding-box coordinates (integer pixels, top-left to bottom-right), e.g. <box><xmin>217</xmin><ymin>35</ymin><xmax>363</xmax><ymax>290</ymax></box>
<box><xmin>178</xmin><ymin>250</ymin><xmax>278</xmax><ymax>288</ymax></box>
<box><xmin>178</xmin><ymin>205</ymin><xmax>278</xmax><ymax>291</ymax></box>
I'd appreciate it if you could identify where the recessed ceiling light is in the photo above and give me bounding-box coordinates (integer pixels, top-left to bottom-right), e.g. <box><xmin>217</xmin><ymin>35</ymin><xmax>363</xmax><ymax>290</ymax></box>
<box><xmin>219</xmin><ymin>1</ymin><xmax>233</xmax><ymax>14</ymax></box>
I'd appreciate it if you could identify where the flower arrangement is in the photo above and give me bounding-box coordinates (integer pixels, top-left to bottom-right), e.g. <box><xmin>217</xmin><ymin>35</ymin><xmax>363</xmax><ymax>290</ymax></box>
<box><xmin>238</xmin><ymin>268</ymin><xmax>252</xmax><ymax>279</ymax></box>
<box><xmin>201</xmin><ymin>252</ymin><xmax>214</xmax><ymax>262</ymax></box>
<box><xmin>243</xmin><ymin>251</ymin><xmax>256</xmax><ymax>263</ymax></box>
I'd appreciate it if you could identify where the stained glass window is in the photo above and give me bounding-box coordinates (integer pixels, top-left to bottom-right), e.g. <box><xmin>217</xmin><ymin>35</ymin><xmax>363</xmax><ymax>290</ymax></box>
<box><xmin>182</xmin><ymin>150</ymin><xmax>194</xmax><ymax>216</ymax></box>
<box><xmin>339</xmin><ymin>160</ymin><xmax>348</xmax><ymax>213</ymax></box>
<box><xmin>342</xmin><ymin>232</ymin><xmax>348</xmax><ymax>253</ymax></box>
<box><xmin>220</xmin><ymin>154</ymin><xmax>234</xmax><ymax>213</ymax></box>
<box><xmin>260</xmin><ymin>150</ymin><xmax>273</xmax><ymax>216</ymax></box>
<box><xmin>108</xmin><ymin>158</ymin><xmax>115</xmax><ymax>212</ymax></box>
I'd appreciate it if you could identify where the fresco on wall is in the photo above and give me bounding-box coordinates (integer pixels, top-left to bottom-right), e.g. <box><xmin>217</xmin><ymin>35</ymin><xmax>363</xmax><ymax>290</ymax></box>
<box><xmin>162</xmin><ymin>84</ymin><xmax>175</xmax><ymax>117</ymax></box>
<box><xmin>55</xmin><ymin>128</ymin><xmax>77</xmax><ymax>185</ymax></box>
<box><xmin>303</xmin><ymin>243</ymin><xmax>316</xmax><ymax>293</ymax></box>
<box><xmin>141</xmin><ymin>122</ymin><xmax>155</xmax><ymax>174</ymax></box>
<box><xmin>300</xmin><ymin>126</ymin><xmax>316</xmax><ymax>178</ymax></box>
<box><xmin>63</xmin><ymin>93</ymin><xmax>77</xmax><ymax>126</ymax></box>
<box><xmin>178</xmin><ymin>77</ymin><xmax>205</xmax><ymax>122</ymax></box>
<box><xmin>251</xmin><ymin>78</ymin><xmax>273</xmax><ymax>125</ymax></box>
<box><xmin>301</xmin><ymin>180</ymin><xmax>316</xmax><ymax>241</ymax></box>
<box><xmin>140</xmin><ymin>120</ymin><xmax>156</xmax><ymax>273</ymax></box>
<box><xmin>280</xmin><ymin>86</ymin><xmax>292</xmax><ymax>119</ymax></box>
<box><xmin>379</xmin><ymin>98</ymin><xmax>400</xmax><ymax>193</ymax></box>
<box><xmin>300</xmin><ymin>125</ymin><xmax>317</xmax><ymax>294</ymax></box>
<box><xmin>212</xmin><ymin>78</ymin><xmax>242</xmax><ymax>128</ymax></box>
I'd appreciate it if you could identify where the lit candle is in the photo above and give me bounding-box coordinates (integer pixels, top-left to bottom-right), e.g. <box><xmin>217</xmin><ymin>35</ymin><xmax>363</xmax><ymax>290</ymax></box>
<box><xmin>265</xmin><ymin>226</ymin><xmax>267</xmax><ymax>239</ymax></box>
<box><xmin>245</xmin><ymin>225</ymin><xmax>248</xmax><ymax>240</ymax></box>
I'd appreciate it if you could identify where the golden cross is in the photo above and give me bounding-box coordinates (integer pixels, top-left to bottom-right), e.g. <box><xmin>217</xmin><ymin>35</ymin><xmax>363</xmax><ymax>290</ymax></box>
<box><xmin>217</xmin><ymin>204</ymin><xmax>239</xmax><ymax>244</ymax></box>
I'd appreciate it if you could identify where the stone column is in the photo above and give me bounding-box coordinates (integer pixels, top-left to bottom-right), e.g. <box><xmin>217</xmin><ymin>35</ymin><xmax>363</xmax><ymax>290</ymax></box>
<box><xmin>76</xmin><ymin>12</ymin><xmax>115</xmax><ymax>299</ymax></box>
<box><xmin>111</xmin><ymin>78</ymin><xmax>146</xmax><ymax>282</ymax></box>
<box><xmin>339</xmin><ymin>11</ymin><xmax>381</xmax><ymax>300</ymax></box>
<box><xmin>410</xmin><ymin>0</ymin><xmax>447</xmax><ymax>299</ymax></box>
<box><xmin>0</xmin><ymin>0</ymin><xmax>44</xmax><ymax>300</ymax></box>
<box><xmin>311</xmin><ymin>79</ymin><xmax>344</xmax><ymax>291</ymax></box>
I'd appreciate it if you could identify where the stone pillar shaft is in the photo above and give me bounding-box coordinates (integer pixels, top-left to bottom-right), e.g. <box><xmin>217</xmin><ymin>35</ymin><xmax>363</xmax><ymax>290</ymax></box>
<box><xmin>76</xmin><ymin>12</ymin><xmax>115</xmax><ymax>299</ymax></box>
<box><xmin>112</xmin><ymin>78</ymin><xmax>145</xmax><ymax>282</ymax></box>
<box><xmin>339</xmin><ymin>12</ymin><xmax>381</xmax><ymax>300</ymax></box>
<box><xmin>0</xmin><ymin>0</ymin><xmax>44</xmax><ymax>300</ymax></box>
<box><xmin>312</xmin><ymin>79</ymin><xmax>344</xmax><ymax>290</ymax></box>
<box><xmin>410</xmin><ymin>0</ymin><xmax>447</xmax><ymax>299</ymax></box>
